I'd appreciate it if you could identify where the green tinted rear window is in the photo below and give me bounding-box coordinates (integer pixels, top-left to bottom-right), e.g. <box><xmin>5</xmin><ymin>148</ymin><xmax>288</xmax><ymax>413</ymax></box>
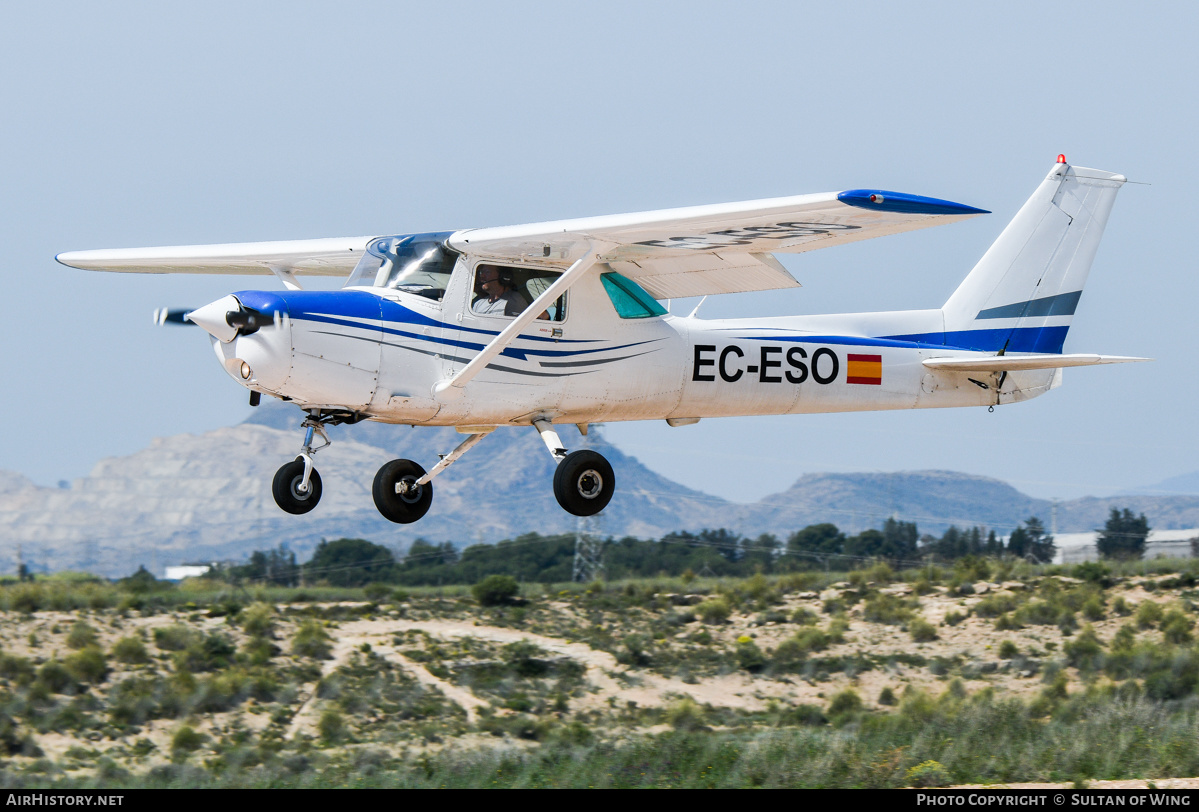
<box><xmin>600</xmin><ymin>272</ymin><xmax>667</xmax><ymax>319</ymax></box>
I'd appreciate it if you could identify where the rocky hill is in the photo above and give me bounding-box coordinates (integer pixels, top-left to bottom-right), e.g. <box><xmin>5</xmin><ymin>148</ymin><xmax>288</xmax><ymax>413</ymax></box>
<box><xmin>1</xmin><ymin>402</ymin><xmax>1197</xmax><ymax>576</ymax></box>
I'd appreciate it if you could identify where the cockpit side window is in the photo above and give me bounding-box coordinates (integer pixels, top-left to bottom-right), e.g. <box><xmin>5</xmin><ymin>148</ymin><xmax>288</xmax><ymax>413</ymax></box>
<box><xmin>344</xmin><ymin>232</ymin><xmax>457</xmax><ymax>301</ymax></box>
<box><xmin>600</xmin><ymin>272</ymin><xmax>667</xmax><ymax>319</ymax></box>
<box><xmin>471</xmin><ymin>264</ymin><xmax>566</xmax><ymax>322</ymax></box>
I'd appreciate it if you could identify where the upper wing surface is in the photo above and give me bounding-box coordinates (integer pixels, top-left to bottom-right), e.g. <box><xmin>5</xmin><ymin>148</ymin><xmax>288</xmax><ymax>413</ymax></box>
<box><xmin>56</xmin><ymin>236</ymin><xmax>375</xmax><ymax>276</ymax></box>
<box><xmin>450</xmin><ymin>190</ymin><xmax>987</xmax><ymax>298</ymax></box>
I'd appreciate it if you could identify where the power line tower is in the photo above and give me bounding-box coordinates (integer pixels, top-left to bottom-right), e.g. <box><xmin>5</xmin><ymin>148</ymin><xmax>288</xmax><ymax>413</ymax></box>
<box><xmin>572</xmin><ymin>424</ymin><xmax>605</xmax><ymax>583</ymax></box>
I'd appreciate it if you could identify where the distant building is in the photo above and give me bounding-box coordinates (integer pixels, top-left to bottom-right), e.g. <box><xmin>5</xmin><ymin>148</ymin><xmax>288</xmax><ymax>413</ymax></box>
<box><xmin>1054</xmin><ymin>530</ymin><xmax>1199</xmax><ymax>564</ymax></box>
<box><xmin>163</xmin><ymin>564</ymin><xmax>212</xmax><ymax>581</ymax></box>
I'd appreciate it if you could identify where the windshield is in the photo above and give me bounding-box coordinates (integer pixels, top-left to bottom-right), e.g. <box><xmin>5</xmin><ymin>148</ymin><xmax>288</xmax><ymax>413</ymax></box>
<box><xmin>344</xmin><ymin>231</ymin><xmax>457</xmax><ymax>300</ymax></box>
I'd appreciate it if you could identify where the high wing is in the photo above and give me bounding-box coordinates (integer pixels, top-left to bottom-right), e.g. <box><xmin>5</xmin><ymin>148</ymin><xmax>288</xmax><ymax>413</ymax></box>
<box><xmin>449</xmin><ymin>189</ymin><xmax>988</xmax><ymax>299</ymax></box>
<box><xmin>56</xmin><ymin>188</ymin><xmax>986</xmax><ymax>299</ymax></box>
<box><xmin>56</xmin><ymin>236</ymin><xmax>374</xmax><ymax>277</ymax></box>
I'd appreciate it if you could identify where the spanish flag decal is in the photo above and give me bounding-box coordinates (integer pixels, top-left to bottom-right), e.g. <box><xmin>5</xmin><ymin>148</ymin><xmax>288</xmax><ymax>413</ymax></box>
<box><xmin>846</xmin><ymin>353</ymin><xmax>882</xmax><ymax>385</ymax></box>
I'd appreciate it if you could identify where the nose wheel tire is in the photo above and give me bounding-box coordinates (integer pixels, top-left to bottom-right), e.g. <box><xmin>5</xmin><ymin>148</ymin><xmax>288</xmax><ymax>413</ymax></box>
<box><xmin>272</xmin><ymin>459</ymin><xmax>323</xmax><ymax>515</ymax></box>
<box><xmin>553</xmin><ymin>450</ymin><xmax>615</xmax><ymax>516</ymax></box>
<box><xmin>373</xmin><ymin>459</ymin><xmax>433</xmax><ymax>524</ymax></box>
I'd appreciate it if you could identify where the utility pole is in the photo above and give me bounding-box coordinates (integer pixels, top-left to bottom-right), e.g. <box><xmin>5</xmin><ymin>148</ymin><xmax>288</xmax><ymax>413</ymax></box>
<box><xmin>571</xmin><ymin>424</ymin><xmax>605</xmax><ymax>583</ymax></box>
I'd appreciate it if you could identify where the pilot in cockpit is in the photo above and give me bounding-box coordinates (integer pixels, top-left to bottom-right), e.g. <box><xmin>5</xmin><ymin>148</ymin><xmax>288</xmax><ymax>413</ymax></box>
<box><xmin>472</xmin><ymin>265</ymin><xmax>528</xmax><ymax>316</ymax></box>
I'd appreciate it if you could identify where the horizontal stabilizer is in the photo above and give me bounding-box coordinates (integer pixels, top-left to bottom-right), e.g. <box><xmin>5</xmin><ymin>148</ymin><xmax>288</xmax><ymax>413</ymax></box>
<box><xmin>922</xmin><ymin>354</ymin><xmax>1150</xmax><ymax>372</ymax></box>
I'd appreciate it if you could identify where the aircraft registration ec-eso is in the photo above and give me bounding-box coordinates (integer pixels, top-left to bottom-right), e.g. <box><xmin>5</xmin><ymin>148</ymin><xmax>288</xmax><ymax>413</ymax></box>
<box><xmin>57</xmin><ymin>157</ymin><xmax>1147</xmax><ymax>524</ymax></box>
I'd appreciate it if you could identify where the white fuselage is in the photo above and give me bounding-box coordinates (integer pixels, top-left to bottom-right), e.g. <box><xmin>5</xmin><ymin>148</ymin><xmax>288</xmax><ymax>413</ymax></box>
<box><xmin>215</xmin><ymin>256</ymin><xmax>1057</xmax><ymax>429</ymax></box>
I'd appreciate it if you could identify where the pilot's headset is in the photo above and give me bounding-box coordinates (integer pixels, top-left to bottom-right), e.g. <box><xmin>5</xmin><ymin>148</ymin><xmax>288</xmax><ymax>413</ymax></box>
<box><xmin>476</xmin><ymin>265</ymin><xmax>514</xmax><ymax>293</ymax></box>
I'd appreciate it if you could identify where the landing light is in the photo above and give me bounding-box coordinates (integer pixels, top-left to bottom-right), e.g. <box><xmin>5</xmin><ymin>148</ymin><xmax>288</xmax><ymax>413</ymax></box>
<box><xmin>239</xmin><ymin>361</ymin><xmax>252</xmax><ymax>380</ymax></box>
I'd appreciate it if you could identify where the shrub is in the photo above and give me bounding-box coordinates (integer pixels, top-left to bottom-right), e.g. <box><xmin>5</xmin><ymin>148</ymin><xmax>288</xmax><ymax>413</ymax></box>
<box><xmin>292</xmin><ymin>620</ymin><xmax>333</xmax><ymax>660</ymax></box>
<box><xmin>1082</xmin><ymin>595</ymin><xmax>1106</xmax><ymax>621</ymax></box>
<box><xmin>878</xmin><ymin>686</ymin><xmax>897</xmax><ymax>706</ymax></box>
<box><xmin>472</xmin><ymin>575</ymin><xmax>519</xmax><ymax>607</ymax></box>
<box><xmin>906</xmin><ymin>760</ymin><xmax>952</xmax><ymax>788</ymax></box>
<box><xmin>241</xmin><ymin>603</ymin><xmax>275</xmax><ymax>638</ymax></box>
<box><xmin>973</xmin><ymin>593</ymin><xmax>1020</xmax><ymax>618</ymax></box>
<box><xmin>174</xmin><ymin>633</ymin><xmax>236</xmax><ymax>672</ymax></box>
<box><xmin>827</xmin><ymin>688</ymin><xmax>863</xmax><ymax>724</ymax></box>
<box><xmin>1136</xmin><ymin>601</ymin><xmax>1164</xmax><ymax>629</ymax></box>
<box><xmin>318</xmin><ymin>709</ymin><xmax>346</xmax><ymax>742</ymax></box>
<box><xmin>1017</xmin><ymin>599</ymin><xmax>1067</xmax><ymax>626</ymax></box>
<box><xmin>998</xmin><ymin>640</ymin><xmax>1019</xmax><ymax>659</ymax></box>
<box><xmin>862</xmin><ymin>593</ymin><xmax>914</xmax><ymax>625</ymax></box>
<box><xmin>790</xmin><ymin>607</ymin><xmax>818</xmax><ymax>625</ymax></box>
<box><xmin>0</xmin><ymin>654</ymin><xmax>35</xmax><ymax>685</ymax></box>
<box><xmin>363</xmin><ymin>583</ymin><xmax>392</xmax><ymax>602</ymax></box>
<box><xmin>64</xmin><ymin>647</ymin><xmax>108</xmax><ymax>684</ymax></box>
<box><xmin>153</xmin><ymin>625</ymin><xmax>200</xmax><ymax>652</ymax></box>
<box><xmin>616</xmin><ymin>634</ymin><xmax>651</xmax><ymax>667</ymax></box>
<box><xmin>1064</xmin><ymin>625</ymin><xmax>1104</xmax><ymax>671</ymax></box>
<box><xmin>36</xmin><ymin>660</ymin><xmax>75</xmax><ymax>693</ymax></box>
<box><xmin>909</xmin><ymin>618</ymin><xmax>938</xmax><ymax>643</ymax></box>
<box><xmin>735</xmin><ymin>637</ymin><xmax>766</xmax><ymax>672</ymax></box>
<box><xmin>1112</xmin><ymin>596</ymin><xmax>1132</xmax><ymax>616</ymax></box>
<box><xmin>943</xmin><ymin>610</ymin><xmax>966</xmax><ymax>626</ymax></box>
<box><xmin>994</xmin><ymin>613</ymin><xmax>1021</xmax><ymax>631</ymax></box>
<box><xmin>778</xmin><ymin>704</ymin><xmax>827</xmax><ymax>726</ymax></box>
<box><xmin>171</xmin><ymin>725</ymin><xmax>206</xmax><ymax>754</ymax></box>
<box><xmin>773</xmin><ymin>630</ymin><xmax>825</xmax><ymax>668</ymax></box>
<box><xmin>665</xmin><ymin>698</ymin><xmax>707</xmax><ymax>731</ymax></box>
<box><xmin>696</xmin><ymin>598</ymin><xmax>731</xmax><ymax>624</ymax></box>
<box><xmin>112</xmin><ymin>636</ymin><xmax>149</xmax><ymax>665</ymax></box>
<box><xmin>66</xmin><ymin>621</ymin><xmax>99</xmax><ymax>650</ymax></box>
<box><xmin>1161</xmin><ymin>608</ymin><xmax>1194</xmax><ymax>644</ymax></box>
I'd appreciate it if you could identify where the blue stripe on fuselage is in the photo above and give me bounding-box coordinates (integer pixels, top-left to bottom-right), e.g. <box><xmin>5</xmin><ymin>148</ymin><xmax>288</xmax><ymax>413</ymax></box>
<box><xmin>730</xmin><ymin>326</ymin><xmax>1070</xmax><ymax>354</ymax></box>
<box><xmin>234</xmin><ymin>289</ymin><xmax>599</xmax><ymax>345</ymax></box>
<box><xmin>234</xmin><ymin>289</ymin><xmax>649</xmax><ymax>362</ymax></box>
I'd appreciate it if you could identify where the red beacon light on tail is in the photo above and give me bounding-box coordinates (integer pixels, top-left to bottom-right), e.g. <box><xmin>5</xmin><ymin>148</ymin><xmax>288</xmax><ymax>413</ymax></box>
<box><xmin>1057</xmin><ymin>154</ymin><xmax>1067</xmax><ymax>164</ymax></box>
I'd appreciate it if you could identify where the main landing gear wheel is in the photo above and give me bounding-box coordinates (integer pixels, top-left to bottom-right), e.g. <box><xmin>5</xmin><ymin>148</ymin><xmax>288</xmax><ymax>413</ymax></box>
<box><xmin>553</xmin><ymin>449</ymin><xmax>615</xmax><ymax>516</ymax></box>
<box><xmin>373</xmin><ymin>459</ymin><xmax>433</xmax><ymax>524</ymax></box>
<box><xmin>272</xmin><ymin>458</ymin><xmax>323</xmax><ymax>515</ymax></box>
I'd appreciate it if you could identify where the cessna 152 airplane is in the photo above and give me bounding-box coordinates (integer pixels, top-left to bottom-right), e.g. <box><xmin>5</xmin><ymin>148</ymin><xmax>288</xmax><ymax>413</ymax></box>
<box><xmin>57</xmin><ymin>157</ymin><xmax>1145</xmax><ymax>524</ymax></box>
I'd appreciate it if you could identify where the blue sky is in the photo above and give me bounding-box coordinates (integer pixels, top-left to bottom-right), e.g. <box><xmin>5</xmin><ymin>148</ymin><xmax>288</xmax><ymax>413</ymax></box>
<box><xmin>2</xmin><ymin>1</ymin><xmax>1194</xmax><ymax>502</ymax></box>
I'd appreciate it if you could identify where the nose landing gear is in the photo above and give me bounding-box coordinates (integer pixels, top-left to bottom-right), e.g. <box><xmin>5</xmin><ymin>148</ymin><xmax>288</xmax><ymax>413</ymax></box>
<box><xmin>271</xmin><ymin>411</ymin><xmax>338</xmax><ymax>515</ymax></box>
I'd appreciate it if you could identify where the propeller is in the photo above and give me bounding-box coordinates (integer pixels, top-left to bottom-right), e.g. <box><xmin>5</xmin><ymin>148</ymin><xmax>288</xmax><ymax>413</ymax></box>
<box><xmin>152</xmin><ymin>308</ymin><xmax>193</xmax><ymax>326</ymax></box>
<box><xmin>152</xmin><ymin>296</ymin><xmax>288</xmax><ymax>342</ymax></box>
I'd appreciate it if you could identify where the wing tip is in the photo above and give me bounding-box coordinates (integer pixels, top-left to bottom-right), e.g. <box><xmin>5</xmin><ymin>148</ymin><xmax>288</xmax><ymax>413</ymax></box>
<box><xmin>838</xmin><ymin>189</ymin><xmax>989</xmax><ymax>216</ymax></box>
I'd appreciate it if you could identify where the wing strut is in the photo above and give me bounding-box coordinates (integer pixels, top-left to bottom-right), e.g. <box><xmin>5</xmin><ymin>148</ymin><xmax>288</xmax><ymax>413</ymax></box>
<box><xmin>432</xmin><ymin>247</ymin><xmax>605</xmax><ymax>402</ymax></box>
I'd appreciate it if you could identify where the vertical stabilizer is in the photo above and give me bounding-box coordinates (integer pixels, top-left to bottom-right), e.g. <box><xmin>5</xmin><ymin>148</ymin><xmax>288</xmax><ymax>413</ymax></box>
<box><xmin>941</xmin><ymin>160</ymin><xmax>1126</xmax><ymax>353</ymax></box>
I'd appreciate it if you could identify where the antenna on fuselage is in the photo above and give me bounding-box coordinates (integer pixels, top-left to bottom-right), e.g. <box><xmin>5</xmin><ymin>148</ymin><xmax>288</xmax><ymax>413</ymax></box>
<box><xmin>687</xmin><ymin>296</ymin><xmax>708</xmax><ymax>318</ymax></box>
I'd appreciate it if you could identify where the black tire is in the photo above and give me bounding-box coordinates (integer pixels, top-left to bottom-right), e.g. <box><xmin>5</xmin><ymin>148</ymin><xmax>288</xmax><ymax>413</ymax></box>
<box><xmin>272</xmin><ymin>459</ymin><xmax>323</xmax><ymax>515</ymax></box>
<box><xmin>373</xmin><ymin>459</ymin><xmax>433</xmax><ymax>524</ymax></box>
<box><xmin>553</xmin><ymin>450</ymin><xmax>615</xmax><ymax>516</ymax></box>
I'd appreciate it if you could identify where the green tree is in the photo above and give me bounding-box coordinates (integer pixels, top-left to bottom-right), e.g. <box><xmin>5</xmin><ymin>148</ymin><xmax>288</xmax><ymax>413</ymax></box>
<box><xmin>1096</xmin><ymin>508</ymin><xmax>1150</xmax><ymax>561</ymax></box>
<box><xmin>231</xmin><ymin>545</ymin><xmax>299</xmax><ymax>586</ymax></box>
<box><xmin>1023</xmin><ymin>517</ymin><xmax>1056</xmax><ymax>563</ymax></box>
<box><xmin>845</xmin><ymin>519</ymin><xmax>918</xmax><ymax>565</ymax></box>
<box><xmin>786</xmin><ymin>523</ymin><xmax>845</xmax><ymax>569</ymax></box>
<box><xmin>304</xmin><ymin>538</ymin><xmax>397</xmax><ymax>586</ymax></box>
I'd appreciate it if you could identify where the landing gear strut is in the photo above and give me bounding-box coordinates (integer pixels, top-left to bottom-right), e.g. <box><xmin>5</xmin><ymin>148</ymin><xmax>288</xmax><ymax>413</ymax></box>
<box><xmin>372</xmin><ymin>430</ymin><xmax>493</xmax><ymax>524</ymax></box>
<box><xmin>534</xmin><ymin>419</ymin><xmax>615</xmax><ymax>516</ymax></box>
<box><xmin>271</xmin><ymin>410</ymin><xmax>355</xmax><ymax>515</ymax></box>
